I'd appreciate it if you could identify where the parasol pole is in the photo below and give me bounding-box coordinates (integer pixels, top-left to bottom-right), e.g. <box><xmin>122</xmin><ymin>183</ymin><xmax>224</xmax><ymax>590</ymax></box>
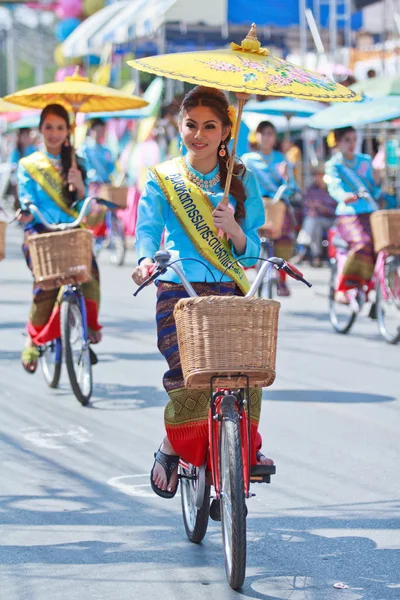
<box><xmin>221</xmin><ymin>92</ymin><xmax>250</xmax><ymax>205</ymax></box>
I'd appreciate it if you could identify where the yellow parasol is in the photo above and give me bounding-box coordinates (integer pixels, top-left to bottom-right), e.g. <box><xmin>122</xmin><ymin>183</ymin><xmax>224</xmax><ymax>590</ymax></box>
<box><xmin>4</xmin><ymin>70</ymin><xmax>148</xmax><ymax>113</ymax></box>
<box><xmin>0</xmin><ymin>99</ymin><xmax>33</xmax><ymax>113</ymax></box>
<box><xmin>128</xmin><ymin>24</ymin><xmax>361</xmax><ymax>204</ymax></box>
<box><xmin>5</xmin><ymin>69</ymin><xmax>148</xmax><ymax>190</ymax></box>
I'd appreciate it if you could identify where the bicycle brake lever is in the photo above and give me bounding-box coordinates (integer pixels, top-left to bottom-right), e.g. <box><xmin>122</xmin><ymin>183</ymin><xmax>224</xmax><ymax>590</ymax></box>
<box><xmin>132</xmin><ymin>266</ymin><xmax>166</xmax><ymax>297</ymax></box>
<box><xmin>284</xmin><ymin>262</ymin><xmax>312</xmax><ymax>288</ymax></box>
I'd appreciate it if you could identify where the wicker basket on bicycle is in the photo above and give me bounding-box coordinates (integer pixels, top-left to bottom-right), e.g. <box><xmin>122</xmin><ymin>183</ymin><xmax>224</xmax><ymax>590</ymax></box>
<box><xmin>174</xmin><ymin>296</ymin><xmax>280</xmax><ymax>389</ymax></box>
<box><xmin>0</xmin><ymin>221</ymin><xmax>7</xmax><ymax>261</ymax></box>
<box><xmin>259</xmin><ymin>197</ymin><xmax>286</xmax><ymax>239</ymax></box>
<box><xmin>27</xmin><ymin>228</ymin><xmax>93</xmax><ymax>290</ymax></box>
<box><xmin>98</xmin><ymin>184</ymin><xmax>128</xmax><ymax>209</ymax></box>
<box><xmin>370</xmin><ymin>210</ymin><xmax>400</xmax><ymax>255</ymax></box>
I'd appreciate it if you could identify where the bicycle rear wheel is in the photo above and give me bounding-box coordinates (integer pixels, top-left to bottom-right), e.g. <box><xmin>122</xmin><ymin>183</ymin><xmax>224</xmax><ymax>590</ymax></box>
<box><xmin>60</xmin><ymin>294</ymin><xmax>92</xmax><ymax>406</ymax></box>
<box><xmin>376</xmin><ymin>256</ymin><xmax>400</xmax><ymax>344</ymax></box>
<box><xmin>40</xmin><ymin>339</ymin><xmax>62</xmax><ymax>388</ymax></box>
<box><xmin>109</xmin><ymin>213</ymin><xmax>126</xmax><ymax>266</ymax></box>
<box><xmin>180</xmin><ymin>463</ymin><xmax>210</xmax><ymax>543</ymax></box>
<box><xmin>219</xmin><ymin>396</ymin><xmax>246</xmax><ymax>590</ymax></box>
<box><xmin>329</xmin><ymin>260</ymin><xmax>357</xmax><ymax>334</ymax></box>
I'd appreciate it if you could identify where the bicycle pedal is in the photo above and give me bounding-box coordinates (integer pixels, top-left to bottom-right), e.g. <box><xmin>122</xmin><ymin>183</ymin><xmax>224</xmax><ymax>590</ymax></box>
<box><xmin>250</xmin><ymin>464</ymin><xmax>276</xmax><ymax>484</ymax></box>
<box><xmin>89</xmin><ymin>347</ymin><xmax>98</xmax><ymax>365</ymax></box>
<box><xmin>209</xmin><ymin>499</ymin><xmax>221</xmax><ymax>521</ymax></box>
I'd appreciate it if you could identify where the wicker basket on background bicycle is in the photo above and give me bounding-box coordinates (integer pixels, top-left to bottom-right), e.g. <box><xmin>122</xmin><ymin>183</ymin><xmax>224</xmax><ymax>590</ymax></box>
<box><xmin>174</xmin><ymin>296</ymin><xmax>280</xmax><ymax>389</ymax></box>
<box><xmin>370</xmin><ymin>209</ymin><xmax>400</xmax><ymax>255</ymax></box>
<box><xmin>98</xmin><ymin>184</ymin><xmax>128</xmax><ymax>209</ymax></box>
<box><xmin>259</xmin><ymin>197</ymin><xmax>286</xmax><ymax>239</ymax></box>
<box><xmin>0</xmin><ymin>221</ymin><xmax>7</xmax><ymax>261</ymax></box>
<box><xmin>28</xmin><ymin>229</ymin><xmax>93</xmax><ymax>290</ymax></box>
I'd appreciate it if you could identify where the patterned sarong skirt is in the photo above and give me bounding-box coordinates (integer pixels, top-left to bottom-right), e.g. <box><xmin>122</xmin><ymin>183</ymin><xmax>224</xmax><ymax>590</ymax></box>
<box><xmin>23</xmin><ymin>224</ymin><xmax>101</xmax><ymax>346</ymax></box>
<box><xmin>335</xmin><ymin>213</ymin><xmax>375</xmax><ymax>291</ymax></box>
<box><xmin>156</xmin><ymin>281</ymin><xmax>263</xmax><ymax>467</ymax></box>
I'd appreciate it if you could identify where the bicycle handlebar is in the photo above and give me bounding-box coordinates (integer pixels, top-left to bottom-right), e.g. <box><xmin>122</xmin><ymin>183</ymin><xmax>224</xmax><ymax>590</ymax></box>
<box><xmin>22</xmin><ymin>196</ymin><xmax>94</xmax><ymax>231</ymax></box>
<box><xmin>133</xmin><ymin>250</ymin><xmax>312</xmax><ymax>298</ymax></box>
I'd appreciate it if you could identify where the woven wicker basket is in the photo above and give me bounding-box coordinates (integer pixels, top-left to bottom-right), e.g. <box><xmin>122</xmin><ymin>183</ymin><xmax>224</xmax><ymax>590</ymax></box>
<box><xmin>174</xmin><ymin>296</ymin><xmax>280</xmax><ymax>389</ymax></box>
<box><xmin>98</xmin><ymin>184</ymin><xmax>128</xmax><ymax>209</ymax></box>
<box><xmin>259</xmin><ymin>197</ymin><xmax>286</xmax><ymax>239</ymax></box>
<box><xmin>370</xmin><ymin>210</ymin><xmax>400</xmax><ymax>254</ymax></box>
<box><xmin>0</xmin><ymin>221</ymin><xmax>6</xmax><ymax>261</ymax></box>
<box><xmin>28</xmin><ymin>229</ymin><xmax>93</xmax><ymax>290</ymax></box>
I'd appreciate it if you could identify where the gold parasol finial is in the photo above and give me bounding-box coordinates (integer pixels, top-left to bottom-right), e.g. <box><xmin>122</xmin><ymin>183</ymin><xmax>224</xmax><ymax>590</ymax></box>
<box><xmin>64</xmin><ymin>66</ymin><xmax>90</xmax><ymax>83</ymax></box>
<box><xmin>246</xmin><ymin>23</ymin><xmax>258</xmax><ymax>40</ymax></box>
<box><xmin>231</xmin><ymin>23</ymin><xmax>269</xmax><ymax>56</ymax></box>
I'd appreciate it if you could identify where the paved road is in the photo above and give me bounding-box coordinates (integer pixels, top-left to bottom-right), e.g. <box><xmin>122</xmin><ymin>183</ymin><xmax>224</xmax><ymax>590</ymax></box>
<box><xmin>1</xmin><ymin>224</ymin><xmax>399</xmax><ymax>600</ymax></box>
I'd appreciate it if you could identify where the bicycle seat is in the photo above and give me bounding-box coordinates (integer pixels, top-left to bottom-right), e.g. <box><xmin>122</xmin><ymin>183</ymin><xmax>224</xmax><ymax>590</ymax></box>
<box><xmin>333</xmin><ymin>235</ymin><xmax>349</xmax><ymax>251</ymax></box>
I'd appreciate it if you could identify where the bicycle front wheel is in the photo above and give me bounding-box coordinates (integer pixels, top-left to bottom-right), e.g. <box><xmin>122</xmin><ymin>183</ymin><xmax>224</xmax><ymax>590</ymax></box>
<box><xmin>109</xmin><ymin>214</ymin><xmax>126</xmax><ymax>266</ymax></box>
<box><xmin>219</xmin><ymin>397</ymin><xmax>246</xmax><ymax>590</ymax></box>
<box><xmin>376</xmin><ymin>255</ymin><xmax>400</xmax><ymax>344</ymax></box>
<box><xmin>329</xmin><ymin>260</ymin><xmax>357</xmax><ymax>334</ymax></box>
<box><xmin>180</xmin><ymin>463</ymin><xmax>210</xmax><ymax>543</ymax></box>
<box><xmin>60</xmin><ymin>295</ymin><xmax>92</xmax><ymax>406</ymax></box>
<box><xmin>40</xmin><ymin>339</ymin><xmax>62</xmax><ymax>388</ymax></box>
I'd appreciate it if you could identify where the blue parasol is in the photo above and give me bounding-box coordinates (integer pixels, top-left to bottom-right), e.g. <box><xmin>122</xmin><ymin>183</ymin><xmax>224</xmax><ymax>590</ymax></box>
<box><xmin>244</xmin><ymin>98</ymin><xmax>323</xmax><ymax>119</ymax></box>
<box><xmin>308</xmin><ymin>96</ymin><xmax>400</xmax><ymax>129</ymax></box>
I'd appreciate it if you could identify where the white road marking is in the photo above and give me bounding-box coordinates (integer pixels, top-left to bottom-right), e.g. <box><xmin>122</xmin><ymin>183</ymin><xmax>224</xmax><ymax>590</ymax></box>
<box><xmin>21</xmin><ymin>426</ymin><xmax>92</xmax><ymax>449</ymax></box>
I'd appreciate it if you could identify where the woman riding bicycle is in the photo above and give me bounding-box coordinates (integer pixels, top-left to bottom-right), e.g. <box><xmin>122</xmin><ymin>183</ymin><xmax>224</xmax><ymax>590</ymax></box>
<box><xmin>242</xmin><ymin>121</ymin><xmax>300</xmax><ymax>297</ymax></box>
<box><xmin>132</xmin><ymin>86</ymin><xmax>273</xmax><ymax>499</ymax></box>
<box><xmin>325</xmin><ymin>126</ymin><xmax>381</xmax><ymax>304</ymax></box>
<box><xmin>17</xmin><ymin>103</ymin><xmax>102</xmax><ymax>374</ymax></box>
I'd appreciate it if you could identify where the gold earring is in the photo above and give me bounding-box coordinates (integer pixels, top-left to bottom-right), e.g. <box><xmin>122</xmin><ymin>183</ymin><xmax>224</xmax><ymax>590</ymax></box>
<box><xmin>219</xmin><ymin>142</ymin><xmax>226</xmax><ymax>157</ymax></box>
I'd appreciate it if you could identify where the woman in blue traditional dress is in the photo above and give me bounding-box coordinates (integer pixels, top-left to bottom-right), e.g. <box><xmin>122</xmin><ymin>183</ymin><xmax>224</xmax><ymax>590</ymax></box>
<box><xmin>17</xmin><ymin>104</ymin><xmax>102</xmax><ymax>373</ymax></box>
<box><xmin>325</xmin><ymin>126</ymin><xmax>381</xmax><ymax>303</ymax></box>
<box><xmin>242</xmin><ymin>121</ymin><xmax>299</xmax><ymax>296</ymax></box>
<box><xmin>132</xmin><ymin>86</ymin><xmax>273</xmax><ymax>500</ymax></box>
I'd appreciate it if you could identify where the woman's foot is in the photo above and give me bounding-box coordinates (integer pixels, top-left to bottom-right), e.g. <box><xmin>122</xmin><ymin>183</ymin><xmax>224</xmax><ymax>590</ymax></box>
<box><xmin>21</xmin><ymin>342</ymin><xmax>40</xmax><ymax>374</ymax></box>
<box><xmin>88</xmin><ymin>330</ymin><xmax>102</xmax><ymax>344</ymax></box>
<box><xmin>257</xmin><ymin>451</ymin><xmax>274</xmax><ymax>466</ymax></box>
<box><xmin>151</xmin><ymin>437</ymin><xmax>179</xmax><ymax>497</ymax></box>
<box><xmin>335</xmin><ymin>291</ymin><xmax>350</xmax><ymax>305</ymax></box>
<box><xmin>278</xmin><ymin>281</ymin><xmax>290</xmax><ymax>297</ymax></box>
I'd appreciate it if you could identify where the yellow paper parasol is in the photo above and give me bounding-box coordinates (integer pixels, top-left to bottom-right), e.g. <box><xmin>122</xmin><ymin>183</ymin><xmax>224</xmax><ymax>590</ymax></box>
<box><xmin>128</xmin><ymin>24</ymin><xmax>361</xmax><ymax>203</ymax></box>
<box><xmin>4</xmin><ymin>70</ymin><xmax>148</xmax><ymax>113</ymax></box>
<box><xmin>0</xmin><ymin>99</ymin><xmax>32</xmax><ymax>113</ymax></box>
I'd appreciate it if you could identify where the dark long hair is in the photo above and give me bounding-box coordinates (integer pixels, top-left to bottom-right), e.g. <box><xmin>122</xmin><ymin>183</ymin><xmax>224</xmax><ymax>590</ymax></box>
<box><xmin>179</xmin><ymin>86</ymin><xmax>246</xmax><ymax>223</ymax></box>
<box><xmin>16</xmin><ymin>128</ymin><xmax>31</xmax><ymax>158</ymax></box>
<box><xmin>39</xmin><ymin>103</ymin><xmax>86</xmax><ymax>206</ymax></box>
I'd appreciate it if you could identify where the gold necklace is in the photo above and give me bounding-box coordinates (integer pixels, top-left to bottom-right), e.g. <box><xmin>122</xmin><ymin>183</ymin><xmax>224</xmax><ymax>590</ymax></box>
<box><xmin>179</xmin><ymin>157</ymin><xmax>220</xmax><ymax>192</ymax></box>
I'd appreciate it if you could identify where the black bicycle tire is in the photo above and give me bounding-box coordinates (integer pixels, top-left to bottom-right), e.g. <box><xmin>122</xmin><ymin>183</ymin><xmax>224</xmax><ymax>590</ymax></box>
<box><xmin>375</xmin><ymin>261</ymin><xmax>400</xmax><ymax>345</ymax></box>
<box><xmin>60</xmin><ymin>295</ymin><xmax>92</xmax><ymax>406</ymax></box>
<box><xmin>329</xmin><ymin>261</ymin><xmax>357</xmax><ymax>334</ymax></box>
<box><xmin>219</xmin><ymin>397</ymin><xmax>246</xmax><ymax>590</ymax></box>
<box><xmin>109</xmin><ymin>215</ymin><xmax>126</xmax><ymax>266</ymax></box>
<box><xmin>41</xmin><ymin>341</ymin><xmax>62</xmax><ymax>388</ymax></box>
<box><xmin>180</xmin><ymin>465</ymin><xmax>210</xmax><ymax>543</ymax></box>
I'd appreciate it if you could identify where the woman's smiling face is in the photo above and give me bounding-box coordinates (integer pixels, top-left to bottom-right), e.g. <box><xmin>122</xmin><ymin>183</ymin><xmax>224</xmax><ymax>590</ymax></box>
<box><xmin>179</xmin><ymin>106</ymin><xmax>230</xmax><ymax>162</ymax></box>
<box><xmin>40</xmin><ymin>113</ymin><xmax>69</xmax><ymax>153</ymax></box>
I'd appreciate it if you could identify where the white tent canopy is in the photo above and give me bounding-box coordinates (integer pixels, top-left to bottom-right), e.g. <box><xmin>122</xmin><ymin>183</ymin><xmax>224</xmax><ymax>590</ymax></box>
<box><xmin>62</xmin><ymin>1</ymin><xmax>129</xmax><ymax>58</ymax></box>
<box><xmin>62</xmin><ymin>0</ymin><xmax>179</xmax><ymax>58</ymax></box>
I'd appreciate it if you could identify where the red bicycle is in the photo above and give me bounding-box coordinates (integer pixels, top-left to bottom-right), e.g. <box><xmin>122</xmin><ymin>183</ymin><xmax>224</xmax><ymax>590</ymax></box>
<box><xmin>329</xmin><ymin>228</ymin><xmax>400</xmax><ymax>344</ymax></box>
<box><xmin>135</xmin><ymin>250</ymin><xmax>311</xmax><ymax>589</ymax></box>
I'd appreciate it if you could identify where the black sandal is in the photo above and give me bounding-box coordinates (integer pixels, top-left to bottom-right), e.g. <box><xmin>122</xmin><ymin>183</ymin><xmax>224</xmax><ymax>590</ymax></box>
<box><xmin>150</xmin><ymin>447</ymin><xmax>180</xmax><ymax>499</ymax></box>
